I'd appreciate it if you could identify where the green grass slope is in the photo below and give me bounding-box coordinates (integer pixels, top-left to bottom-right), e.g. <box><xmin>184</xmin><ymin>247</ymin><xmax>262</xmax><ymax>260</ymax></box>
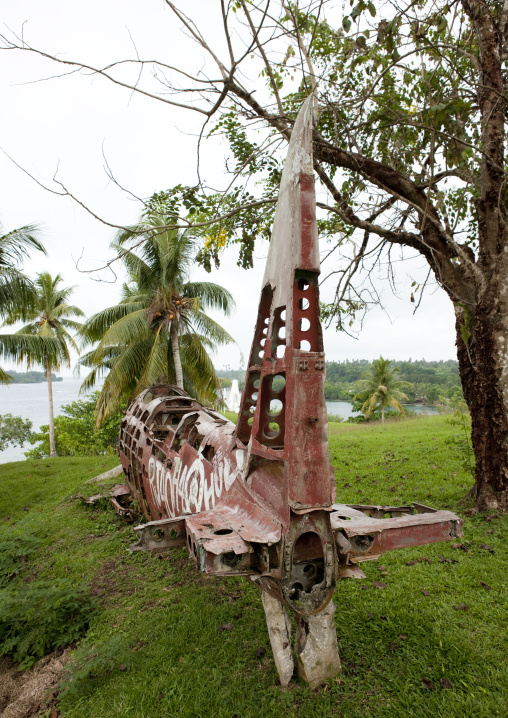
<box><xmin>0</xmin><ymin>416</ymin><xmax>506</xmax><ymax>718</ymax></box>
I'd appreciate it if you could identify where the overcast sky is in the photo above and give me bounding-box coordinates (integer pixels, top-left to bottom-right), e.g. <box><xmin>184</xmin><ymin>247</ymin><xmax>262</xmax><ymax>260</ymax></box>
<box><xmin>0</xmin><ymin>0</ymin><xmax>458</xmax><ymax>377</ymax></box>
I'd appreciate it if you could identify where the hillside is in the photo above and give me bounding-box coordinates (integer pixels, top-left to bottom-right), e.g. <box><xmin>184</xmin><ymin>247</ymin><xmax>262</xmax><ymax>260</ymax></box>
<box><xmin>0</xmin><ymin>416</ymin><xmax>506</xmax><ymax>717</ymax></box>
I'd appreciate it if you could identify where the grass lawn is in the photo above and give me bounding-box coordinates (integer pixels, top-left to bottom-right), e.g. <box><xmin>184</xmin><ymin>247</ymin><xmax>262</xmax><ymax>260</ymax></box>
<box><xmin>0</xmin><ymin>416</ymin><xmax>507</xmax><ymax>717</ymax></box>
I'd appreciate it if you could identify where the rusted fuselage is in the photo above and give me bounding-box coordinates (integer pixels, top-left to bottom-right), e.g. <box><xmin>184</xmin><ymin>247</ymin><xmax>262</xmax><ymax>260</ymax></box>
<box><xmin>118</xmin><ymin>96</ymin><xmax>463</xmax><ymax>686</ymax></box>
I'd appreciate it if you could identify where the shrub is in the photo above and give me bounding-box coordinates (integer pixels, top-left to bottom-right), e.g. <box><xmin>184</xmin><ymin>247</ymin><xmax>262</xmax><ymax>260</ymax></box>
<box><xmin>326</xmin><ymin>413</ymin><xmax>344</xmax><ymax>423</ymax></box>
<box><xmin>0</xmin><ymin>414</ymin><xmax>33</xmax><ymax>451</ymax></box>
<box><xmin>0</xmin><ymin>580</ymin><xmax>97</xmax><ymax>668</ymax></box>
<box><xmin>26</xmin><ymin>391</ymin><xmax>124</xmax><ymax>459</ymax></box>
<box><xmin>0</xmin><ymin>533</ymin><xmax>39</xmax><ymax>587</ymax></box>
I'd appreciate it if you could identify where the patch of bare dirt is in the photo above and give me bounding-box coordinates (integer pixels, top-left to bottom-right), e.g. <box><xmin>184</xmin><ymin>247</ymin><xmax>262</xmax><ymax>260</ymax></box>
<box><xmin>0</xmin><ymin>650</ymin><xmax>69</xmax><ymax>718</ymax></box>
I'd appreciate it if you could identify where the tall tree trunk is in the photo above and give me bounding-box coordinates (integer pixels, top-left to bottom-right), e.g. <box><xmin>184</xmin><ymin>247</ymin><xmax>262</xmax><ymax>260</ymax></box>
<box><xmin>455</xmin><ymin>290</ymin><xmax>508</xmax><ymax>512</ymax></box>
<box><xmin>170</xmin><ymin>322</ymin><xmax>184</xmax><ymax>389</ymax></box>
<box><xmin>46</xmin><ymin>363</ymin><xmax>57</xmax><ymax>458</ymax></box>
<box><xmin>381</xmin><ymin>406</ymin><xmax>385</xmax><ymax>424</ymax></box>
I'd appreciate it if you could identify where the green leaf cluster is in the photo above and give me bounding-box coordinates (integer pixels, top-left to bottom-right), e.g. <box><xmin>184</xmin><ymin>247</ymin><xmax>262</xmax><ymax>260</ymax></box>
<box><xmin>79</xmin><ymin>218</ymin><xmax>235</xmax><ymax>422</ymax></box>
<box><xmin>0</xmin><ymin>413</ymin><xmax>33</xmax><ymax>451</ymax></box>
<box><xmin>0</xmin><ymin>532</ymin><xmax>39</xmax><ymax>588</ymax></box>
<box><xmin>0</xmin><ymin>580</ymin><xmax>96</xmax><ymax>668</ymax></box>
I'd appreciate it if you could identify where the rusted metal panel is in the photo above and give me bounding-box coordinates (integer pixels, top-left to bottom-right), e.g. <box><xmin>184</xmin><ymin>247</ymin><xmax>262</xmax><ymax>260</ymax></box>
<box><xmin>117</xmin><ymin>96</ymin><xmax>464</xmax><ymax>688</ymax></box>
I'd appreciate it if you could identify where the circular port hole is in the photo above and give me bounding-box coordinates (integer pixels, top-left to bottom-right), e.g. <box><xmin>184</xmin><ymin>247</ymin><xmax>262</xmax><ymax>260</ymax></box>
<box><xmin>298</xmin><ymin>278</ymin><xmax>309</xmax><ymax>291</ymax></box>
<box><xmin>289</xmin><ymin>582</ymin><xmax>303</xmax><ymax>600</ymax></box>
<box><xmin>260</xmin><ymin>338</ymin><xmax>266</xmax><ymax>347</ymax></box>
<box><xmin>214</xmin><ymin>528</ymin><xmax>233</xmax><ymax>535</ymax></box>
<box><xmin>264</xmin><ymin>317</ymin><xmax>269</xmax><ymax>324</ymax></box>
<box><xmin>248</xmin><ymin>417</ymin><xmax>254</xmax><ymax>426</ymax></box>
<box><xmin>299</xmin><ymin>318</ymin><xmax>310</xmax><ymax>332</ymax></box>
<box><xmin>153</xmin><ymin>529</ymin><xmax>165</xmax><ymax>542</ymax></box>
<box><xmin>262</xmin><ymin>326</ymin><xmax>268</xmax><ymax>335</ymax></box>
<box><xmin>272</xmin><ymin>374</ymin><xmax>286</xmax><ymax>390</ymax></box>
<box><xmin>276</xmin><ymin>345</ymin><xmax>285</xmax><ymax>359</ymax></box>
<box><xmin>298</xmin><ymin>298</ymin><xmax>310</xmax><ymax>310</ymax></box>
<box><xmin>269</xmin><ymin>399</ymin><xmax>283</xmax><ymax>415</ymax></box>
<box><xmin>251</xmin><ymin>391</ymin><xmax>258</xmax><ymax>401</ymax></box>
<box><xmin>264</xmin><ymin>422</ymin><xmax>280</xmax><ymax>438</ymax></box>
<box><xmin>253</xmin><ymin>379</ymin><xmax>260</xmax><ymax>389</ymax></box>
<box><xmin>303</xmin><ymin>563</ymin><xmax>316</xmax><ymax>577</ymax></box>
<box><xmin>299</xmin><ymin>340</ymin><xmax>311</xmax><ymax>351</ymax></box>
<box><xmin>258</xmin><ymin>349</ymin><xmax>264</xmax><ymax>359</ymax></box>
<box><xmin>280</xmin><ymin>309</ymin><xmax>286</xmax><ymax>321</ymax></box>
<box><xmin>278</xmin><ymin>326</ymin><xmax>286</xmax><ymax>339</ymax></box>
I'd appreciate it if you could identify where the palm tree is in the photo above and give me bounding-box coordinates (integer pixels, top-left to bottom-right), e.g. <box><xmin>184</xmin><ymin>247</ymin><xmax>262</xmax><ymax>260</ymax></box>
<box><xmin>3</xmin><ymin>273</ymin><xmax>84</xmax><ymax>456</ymax></box>
<box><xmin>0</xmin><ymin>220</ymin><xmax>46</xmax><ymax>384</ymax></box>
<box><xmin>353</xmin><ymin>356</ymin><xmax>412</xmax><ymax>423</ymax></box>
<box><xmin>79</xmin><ymin>213</ymin><xmax>235</xmax><ymax>423</ymax></box>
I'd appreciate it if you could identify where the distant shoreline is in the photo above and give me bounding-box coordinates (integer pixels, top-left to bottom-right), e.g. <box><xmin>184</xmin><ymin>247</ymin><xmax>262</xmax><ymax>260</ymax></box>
<box><xmin>6</xmin><ymin>371</ymin><xmax>63</xmax><ymax>384</ymax></box>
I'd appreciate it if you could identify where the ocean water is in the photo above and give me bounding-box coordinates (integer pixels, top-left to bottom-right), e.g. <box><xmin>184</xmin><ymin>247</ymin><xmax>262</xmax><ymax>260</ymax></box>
<box><xmin>0</xmin><ymin>381</ymin><xmax>439</xmax><ymax>465</ymax></box>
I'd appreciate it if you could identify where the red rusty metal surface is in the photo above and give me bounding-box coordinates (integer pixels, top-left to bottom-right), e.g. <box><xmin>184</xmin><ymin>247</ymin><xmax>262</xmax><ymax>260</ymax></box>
<box><xmin>118</xmin><ymin>97</ymin><xmax>463</xmax><ymax>628</ymax></box>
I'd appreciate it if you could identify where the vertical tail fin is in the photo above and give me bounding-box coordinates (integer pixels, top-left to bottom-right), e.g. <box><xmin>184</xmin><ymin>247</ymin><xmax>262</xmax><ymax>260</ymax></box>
<box><xmin>236</xmin><ymin>96</ymin><xmax>334</xmax><ymax>509</ymax></box>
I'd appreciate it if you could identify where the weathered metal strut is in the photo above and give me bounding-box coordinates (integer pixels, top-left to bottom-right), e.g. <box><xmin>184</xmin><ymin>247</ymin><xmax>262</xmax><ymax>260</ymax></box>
<box><xmin>118</xmin><ymin>97</ymin><xmax>463</xmax><ymax>687</ymax></box>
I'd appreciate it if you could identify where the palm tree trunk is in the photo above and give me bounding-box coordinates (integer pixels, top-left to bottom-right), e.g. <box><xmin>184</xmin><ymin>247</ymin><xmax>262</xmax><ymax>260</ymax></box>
<box><xmin>381</xmin><ymin>406</ymin><xmax>385</xmax><ymax>424</ymax></box>
<box><xmin>170</xmin><ymin>322</ymin><xmax>184</xmax><ymax>389</ymax></box>
<box><xmin>46</xmin><ymin>363</ymin><xmax>57</xmax><ymax>457</ymax></box>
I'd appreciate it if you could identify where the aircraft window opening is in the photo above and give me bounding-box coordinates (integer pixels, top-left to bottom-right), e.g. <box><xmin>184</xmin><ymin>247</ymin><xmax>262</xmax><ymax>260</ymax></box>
<box><xmin>138</xmin><ymin>446</ymin><xmax>143</xmax><ymax>458</ymax></box>
<box><xmin>141</xmin><ymin>411</ymin><xmax>149</xmax><ymax>422</ymax></box>
<box><xmin>143</xmin><ymin>391</ymin><xmax>155</xmax><ymax>404</ymax></box>
<box><xmin>135</xmin><ymin>429</ymin><xmax>141</xmax><ymax>439</ymax></box>
<box><xmin>203</xmin><ymin>443</ymin><xmax>215</xmax><ymax>462</ymax></box>
<box><xmin>187</xmin><ymin>426</ymin><xmax>205</xmax><ymax>451</ymax></box>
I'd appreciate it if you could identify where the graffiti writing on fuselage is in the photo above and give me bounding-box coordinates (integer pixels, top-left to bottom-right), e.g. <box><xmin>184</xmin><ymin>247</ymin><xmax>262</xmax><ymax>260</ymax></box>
<box><xmin>148</xmin><ymin>449</ymin><xmax>244</xmax><ymax>517</ymax></box>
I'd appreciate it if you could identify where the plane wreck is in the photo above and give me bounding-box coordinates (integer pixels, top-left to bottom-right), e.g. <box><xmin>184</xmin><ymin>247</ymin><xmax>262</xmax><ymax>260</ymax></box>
<box><xmin>117</xmin><ymin>97</ymin><xmax>463</xmax><ymax>688</ymax></box>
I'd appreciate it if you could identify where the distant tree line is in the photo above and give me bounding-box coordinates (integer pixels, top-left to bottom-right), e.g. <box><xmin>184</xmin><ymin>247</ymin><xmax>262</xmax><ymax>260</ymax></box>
<box><xmin>5</xmin><ymin>370</ymin><xmax>63</xmax><ymax>384</ymax></box>
<box><xmin>217</xmin><ymin>360</ymin><xmax>462</xmax><ymax>405</ymax></box>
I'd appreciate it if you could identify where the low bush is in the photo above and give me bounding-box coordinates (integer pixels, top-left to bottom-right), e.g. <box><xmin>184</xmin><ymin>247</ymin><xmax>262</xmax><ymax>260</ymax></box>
<box><xmin>0</xmin><ymin>533</ymin><xmax>39</xmax><ymax>587</ymax></box>
<box><xmin>0</xmin><ymin>580</ymin><xmax>97</xmax><ymax>668</ymax></box>
<box><xmin>26</xmin><ymin>391</ymin><xmax>124</xmax><ymax>458</ymax></box>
